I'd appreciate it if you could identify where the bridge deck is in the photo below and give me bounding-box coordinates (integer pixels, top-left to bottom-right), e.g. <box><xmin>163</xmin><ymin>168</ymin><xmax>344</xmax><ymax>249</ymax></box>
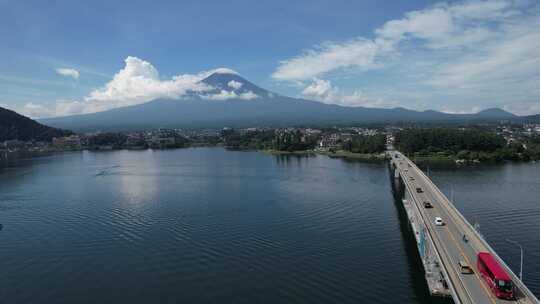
<box><xmin>389</xmin><ymin>150</ymin><xmax>538</xmax><ymax>304</ymax></box>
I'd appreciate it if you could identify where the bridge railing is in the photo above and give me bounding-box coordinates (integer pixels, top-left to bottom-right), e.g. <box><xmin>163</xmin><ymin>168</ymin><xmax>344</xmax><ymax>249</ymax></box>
<box><xmin>402</xmin><ymin>153</ymin><xmax>540</xmax><ymax>304</ymax></box>
<box><xmin>397</xmin><ymin>165</ymin><xmax>466</xmax><ymax>303</ymax></box>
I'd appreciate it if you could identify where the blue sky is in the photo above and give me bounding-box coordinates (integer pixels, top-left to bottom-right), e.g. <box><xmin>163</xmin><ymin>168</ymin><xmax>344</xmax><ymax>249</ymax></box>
<box><xmin>1</xmin><ymin>0</ymin><xmax>539</xmax><ymax>117</ymax></box>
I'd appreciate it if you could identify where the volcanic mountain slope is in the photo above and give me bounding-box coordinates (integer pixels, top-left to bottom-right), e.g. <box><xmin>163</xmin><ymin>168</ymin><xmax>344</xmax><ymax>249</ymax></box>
<box><xmin>40</xmin><ymin>71</ymin><xmax>519</xmax><ymax>132</ymax></box>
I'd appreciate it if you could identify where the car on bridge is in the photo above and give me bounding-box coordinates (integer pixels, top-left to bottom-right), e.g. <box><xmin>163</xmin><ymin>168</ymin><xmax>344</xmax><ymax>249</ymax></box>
<box><xmin>434</xmin><ymin>217</ymin><xmax>444</xmax><ymax>226</ymax></box>
<box><xmin>458</xmin><ymin>260</ymin><xmax>474</xmax><ymax>274</ymax></box>
<box><xmin>423</xmin><ymin>201</ymin><xmax>433</xmax><ymax>208</ymax></box>
<box><xmin>416</xmin><ymin>187</ymin><xmax>423</xmax><ymax>193</ymax></box>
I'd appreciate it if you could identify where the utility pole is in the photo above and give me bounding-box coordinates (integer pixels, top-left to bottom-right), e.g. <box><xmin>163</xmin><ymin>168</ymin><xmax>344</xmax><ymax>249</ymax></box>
<box><xmin>506</xmin><ymin>239</ymin><xmax>523</xmax><ymax>281</ymax></box>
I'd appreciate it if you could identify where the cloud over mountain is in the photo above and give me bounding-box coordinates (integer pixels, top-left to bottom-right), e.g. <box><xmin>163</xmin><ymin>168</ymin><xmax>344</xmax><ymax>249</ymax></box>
<box><xmin>202</xmin><ymin>90</ymin><xmax>258</xmax><ymax>101</ymax></box>
<box><xmin>227</xmin><ymin>80</ymin><xmax>243</xmax><ymax>90</ymax></box>
<box><xmin>19</xmin><ymin>57</ymin><xmax>248</xmax><ymax>118</ymax></box>
<box><xmin>272</xmin><ymin>0</ymin><xmax>540</xmax><ymax>113</ymax></box>
<box><xmin>7</xmin><ymin>0</ymin><xmax>540</xmax><ymax>118</ymax></box>
<box><xmin>302</xmin><ymin>78</ymin><xmax>395</xmax><ymax>108</ymax></box>
<box><xmin>84</xmin><ymin>56</ymin><xmax>214</xmax><ymax>112</ymax></box>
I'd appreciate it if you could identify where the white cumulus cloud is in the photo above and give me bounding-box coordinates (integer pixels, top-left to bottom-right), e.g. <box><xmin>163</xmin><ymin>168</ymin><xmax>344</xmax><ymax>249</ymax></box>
<box><xmin>55</xmin><ymin>68</ymin><xmax>80</xmax><ymax>79</ymax></box>
<box><xmin>202</xmin><ymin>90</ymin><xmax>258</xmax><ymax>101</ymax></box>
<box><xmin>16</xmin><ymin>57</ymin><xmax>245</xmax><ymax>117</ymax></box>
<box><xmin>238</xmin><ymin>91</ymin><xmax>258</xmax><ymax>100</ymax></box>
<box><xmin>227</xmin><ymin>80</ymin><xmax>243</xmax><ymax>90</ymax></box>
<box><xmin>84</xmin><ymin>56</ymin><xmax>216</xmax><ymax>113</ymax></box>
<box><xmin>302</xmin><ymin>78</ymin><xmax>395</xmax><ymax>108</ymax></box>
<box><xmin>204</xmin><ymin>90</ymin><xmax>238</xmax><ymax>101</ymax></box>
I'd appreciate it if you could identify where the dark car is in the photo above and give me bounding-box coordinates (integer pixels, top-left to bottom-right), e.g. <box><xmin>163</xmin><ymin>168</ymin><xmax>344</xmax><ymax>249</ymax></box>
<box><xmin>423</xmin><ymin>201</ymin><xmax>433</xmax><ymax>208</ymax></box>
<box><xmin>416</xmin><ymin>187</ymin><xmax>423</xmax><ymax>193</ymax></box>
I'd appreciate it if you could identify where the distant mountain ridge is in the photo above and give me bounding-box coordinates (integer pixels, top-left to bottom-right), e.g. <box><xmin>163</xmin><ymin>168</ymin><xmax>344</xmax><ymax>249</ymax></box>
<box><xmin>39</xmin><ymin>72</ymin><xmax>527</xmax><ymax>132</ymax></box>
<box><xmin>0</xmin><ymin>106</ymin><xmax>71</xmax><ymax>142</ymax></box>
<box><xmin>474</xmin><ymin>108</ymin><xmax>517</xmax><ymax>119</ymax></box>
<box><xmin>523</xmin><ymin>114</ymin><xmax>540</xmax><ymax>122</ymax></box>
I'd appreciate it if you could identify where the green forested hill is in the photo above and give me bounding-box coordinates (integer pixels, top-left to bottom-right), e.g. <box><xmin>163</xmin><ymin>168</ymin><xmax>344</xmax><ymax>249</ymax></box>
<box><xmin>0</xmin><ymin>107</ymin><xmax>71</xmax><ymax>142</ymax></box>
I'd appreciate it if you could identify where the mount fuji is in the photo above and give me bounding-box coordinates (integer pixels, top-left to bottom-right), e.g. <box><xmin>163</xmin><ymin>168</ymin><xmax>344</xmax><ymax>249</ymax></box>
<box><xmin>39</xmin><ymin>71</ymin><xmax>520</xmax><ymax>132</ymax></box>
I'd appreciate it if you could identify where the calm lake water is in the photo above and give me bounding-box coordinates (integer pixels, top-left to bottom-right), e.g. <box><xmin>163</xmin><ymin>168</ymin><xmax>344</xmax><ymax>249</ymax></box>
<box><xmin>0</xmin><ymin>148</ymin><xmax>538</xmax><ymax>303</ymax></box>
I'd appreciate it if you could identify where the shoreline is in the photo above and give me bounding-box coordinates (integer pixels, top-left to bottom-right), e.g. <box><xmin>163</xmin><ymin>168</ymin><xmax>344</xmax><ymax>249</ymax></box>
<box><xmin>264</xmin><ymin>149</ymin><xmax>387</xmax><ymax>161</ymax></box>
<box><xmin>3</xmin><ymin>146</ymin><xmax>538</xmax><ymax>166</ymax></box>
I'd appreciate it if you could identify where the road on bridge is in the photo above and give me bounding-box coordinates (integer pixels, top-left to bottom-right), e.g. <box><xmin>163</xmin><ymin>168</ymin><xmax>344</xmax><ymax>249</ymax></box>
<box><xmin>390</xmin><ymin>150</ymin><xmax>523</xmax><ymax>304</ymax></box>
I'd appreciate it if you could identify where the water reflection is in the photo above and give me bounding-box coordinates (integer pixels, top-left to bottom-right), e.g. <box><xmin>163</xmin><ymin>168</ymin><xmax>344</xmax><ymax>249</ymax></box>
<box><xmin>0</xmin><ymin>148</ymin><xmax>537</xmax><ymax>302</ymax></box>
<box><xmin>273</xmin><ymin>153</ymin><xmax>315</xmax><ymax>166</ymax></box>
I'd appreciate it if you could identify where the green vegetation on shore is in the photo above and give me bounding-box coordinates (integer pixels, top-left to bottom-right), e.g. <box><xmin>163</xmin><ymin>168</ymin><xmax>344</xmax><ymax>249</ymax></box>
<box><xmin>221</xmin><ymin>128</ymin><xmax>275</xmax><ymax>150</ymax></box>
<box><xmin>321</xmin><ymin>150</ymin><xmax>386</xmax><ymax>161</ymax></box>
<box><xmin>342</xmin><ymin>134</ymin><xmax>386</xmax><ymax>154</ymax></box>
<box><xmin>395</xmin><ymin>128</ymin><xmax>540</xmax><ymax>162</ymax></box>
<box><xmin>221</xmin><ymin>128</ymin><xmax>387</xmax><ymax>160</ymax></box>
<box><xmin>11</xmin><ymin>124</ymin><xmax>539</xmax><ymax>164</ymax></box>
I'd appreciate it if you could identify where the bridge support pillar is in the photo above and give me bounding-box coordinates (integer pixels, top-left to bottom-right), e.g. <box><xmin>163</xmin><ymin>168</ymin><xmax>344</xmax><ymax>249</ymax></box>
<box><xmin>390</xmin><ymin>166</ymin><xmax>450</xmax><ymax>298</ymax></box>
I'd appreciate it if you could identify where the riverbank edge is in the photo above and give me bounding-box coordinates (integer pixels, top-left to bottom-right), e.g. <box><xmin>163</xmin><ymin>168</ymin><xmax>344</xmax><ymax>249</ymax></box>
<box><xmin>4</xmin><ymin>145</ymin><xmax>537</xmax><ymax>166</ymax></box>
<box><xmin>263</xmin><ymin>149</ymin><xmax>388</xmax><ymax>161</ymax></box>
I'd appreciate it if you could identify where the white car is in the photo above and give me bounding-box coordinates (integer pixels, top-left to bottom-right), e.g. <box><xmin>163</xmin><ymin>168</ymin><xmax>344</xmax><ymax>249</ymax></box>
<box><xmin>435</xmin><ymin>217</ymin><xmax>444</xmax><ymax>226</ymax></box>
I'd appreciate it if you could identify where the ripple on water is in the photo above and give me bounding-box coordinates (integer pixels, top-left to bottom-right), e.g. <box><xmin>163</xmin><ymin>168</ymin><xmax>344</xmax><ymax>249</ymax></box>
<box><xmin>0</xmin><ymin>149</ymin><xmax>537</xmax><ymax>303</ymax></box>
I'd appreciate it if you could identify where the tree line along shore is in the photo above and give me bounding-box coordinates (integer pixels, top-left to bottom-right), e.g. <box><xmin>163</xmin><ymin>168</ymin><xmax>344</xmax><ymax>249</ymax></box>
<box><xmin>3</xmin><ymin>125</ymin><xmax>540</xmax><ymax>164</ymax></box>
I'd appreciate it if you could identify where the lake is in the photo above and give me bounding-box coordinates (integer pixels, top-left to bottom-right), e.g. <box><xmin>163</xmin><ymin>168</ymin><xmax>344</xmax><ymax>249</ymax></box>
<box><xmin>0</xmin><ymin>148</ymin><xmax>538</xmax><ymax>303</ymax></box>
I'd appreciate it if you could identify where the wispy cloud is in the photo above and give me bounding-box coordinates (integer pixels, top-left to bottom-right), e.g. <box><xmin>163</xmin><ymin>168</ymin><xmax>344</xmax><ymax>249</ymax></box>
<box><xmin>273</xmin><ymin>0</ymin><xmax>521</xmax><ymax>82</ymax></box>
<box><xmin>1</xmin><ymin>100</ymin><xmax>87</xmax><ymax>119</ymax></box>
<box><xmin>272</xmin><ymin>0</ymin><xmax>540</xmax><ymax>113</ymax></box>
<box><xmin>440</xmin><ymin>106</ymin><xmax>481</xmax><ymax>114</ymax></box>
<box><xmin>272</xmin><ymin>38</ymin><xmax>381</xmax><ymax>81</ymax></box>
<box><xmin>36</xmin><ymin>56</ymin><xmax>111</xmax><ymax>79</ymax></box>
<box><xmin>55</xmin><ymin>68</ymin><xmax>80</xmax><ymax>79</ymax></box>
<box><xmin>0</xmin><ymin>74</ymin><xmax>71</xmax><ymax>87</ymax></box>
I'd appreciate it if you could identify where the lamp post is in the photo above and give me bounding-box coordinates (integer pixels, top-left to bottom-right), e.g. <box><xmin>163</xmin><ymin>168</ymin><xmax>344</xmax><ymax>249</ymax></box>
<box><xmin>506</xmin><ymin>238</ymin><xmax>523</xmax><ymax>281</ymax></box>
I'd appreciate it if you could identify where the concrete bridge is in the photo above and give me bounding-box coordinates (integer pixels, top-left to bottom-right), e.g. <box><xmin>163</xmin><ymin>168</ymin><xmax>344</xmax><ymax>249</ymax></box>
<box><xmin>388</xmin><ymin>149</ymin><xmax>539</xmax><ymax>304</ymax></box>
